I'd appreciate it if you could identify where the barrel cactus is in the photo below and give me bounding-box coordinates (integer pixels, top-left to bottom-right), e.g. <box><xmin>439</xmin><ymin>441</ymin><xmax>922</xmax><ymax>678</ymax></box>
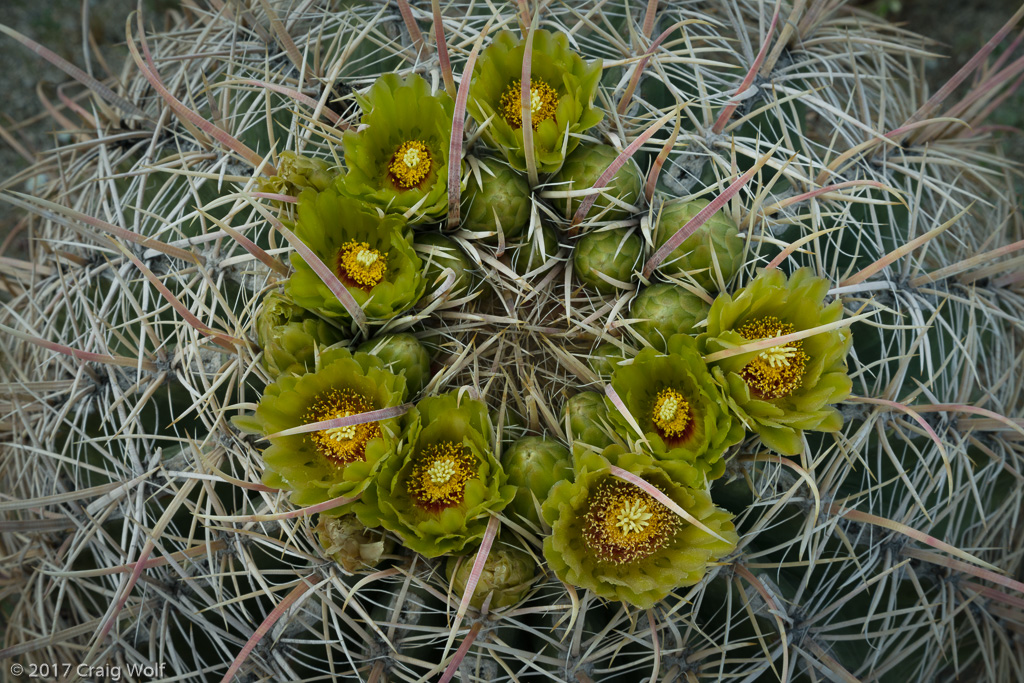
<box><xmin>2</xmin><ymin>1</ymin><xmax>1023</xmax><ymax>682</ymax></box>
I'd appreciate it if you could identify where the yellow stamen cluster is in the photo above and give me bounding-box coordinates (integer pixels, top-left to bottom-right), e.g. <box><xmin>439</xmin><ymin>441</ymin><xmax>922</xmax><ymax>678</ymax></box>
<box><xmin>499</xmin><ymin>77</ymin><xmax>559</xmax><ymax>129</ymax></box>
<box><xmin>737</xmin><ymin>316</ymin><xmax>809</xmax><ymax>400</ymax></box>
<box><xmin>305</xmin><ymin>389</ymin><xmax>381</xmax><ymax>467</ymax></box>
<box><xmin>583</xmin><ymin>479</ymin><xmax>678</xmax><ymax>564</ymax></box>
<box><xmin>651</xmin><ymin>388</ymin><xmax>692</xmax><ymax>438</ymax></box>
<box><xmin>388</xmin><ymin>140</ymin><xmax>433</xmax><ymax>189</ymax></box>
<box><xmin>337</xmin><ymin>241</ymin><xmax>388</xmax><ymax>290</ymax></box>
<box><xmin>407</xmin><ymin>441</ymin><xmax>477</xmax><ymax>511</ymax></box>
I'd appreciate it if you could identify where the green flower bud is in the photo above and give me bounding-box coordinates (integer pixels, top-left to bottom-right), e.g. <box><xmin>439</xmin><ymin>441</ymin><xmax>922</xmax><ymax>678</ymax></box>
<box><xmin>258</xmin><ymin>151</ymin><xmax>338</xmax><ymax>198</ymax></box>
<box><xmin>573</xmin><ymin>228</ymin><xmax>642</xmax><ymax>294</ymax></box>
<box><xmin>338</xmin><ymin>73</ymin><xmax>458</xmax><ymax>223</ymax></box>
<box><xmin>415</xmin><ymin>233</ymin><xmax>476</xmax><ymax>297</ymax></box>
<box><xmin>355</xmin><ymin>391</ymin><xmax>516</xmax><ymax>557</ymax></box>
<box><xmin>588</xmin><ymin>342</ymin><xmax>626</xmax><ymax>380</ymax></box>
<box><xmin>502</xmin><ymin>436</ymin><xmax>573</xmax><ymax>527</ymax></box>
<box><xmin>607</xmin><ymin>333</ymin><xmax>744</xmax><ymax>486</ymax></box>
<box><xmin>358</xmin><ymin>333</ymin><xmax>432</xmax><ymax>396</ymax></box>
<box><xmin>445</xmin><ymin>543</ymin><xmax>537</xmax><ymax>610</ymax></box>
<box><xmin>630</xmin><ymin>284</ymin><xmax>710</xmax><ymax>352</ymax></box>
<box><xmin>511</xmin><ymin>223</ymin><xmax>560</xmax><ymax>277</ymax></box>
<box><xmin>256</xmin><ymin>292</ymin><xmax>345</xmax><ymax>379</ymax></box>
<box><xmin>698</xmin><ymin>267</ymin><xmax>852</xmax><ymax>456</ymax></box>
<box><xmin>286</xmin><ymin>187</ymin><xmax>426</xmax><ymax>321</ymax></box>
<box><xmin>542</xmin><ymin>447</ymin><xmax>738</xmax><ymax>609</ymax></box>
<box><xmin>468</xmin><ymin>30</ymin><xmax>603</xmax><ymax>174</ymax></box>
<box><xmin>653</xmin><ymin>199</ymin><xmax>745</xmax><ymax>291</ymax></box>
<box><xmin>315</xmin><ymin>514</ymin><xmax>393</xmax><ymax>573</ymax></box>
<box><xmin>463</xmin><ymin>162</ymin><xmax>532</xmax><ymax>242</ymax></box>
<box><xmin>231</xmin><ymin>346</ymin><xmax>409</xmax><ymax>514</ymax></box>
<box><xmin>552</xmin><ymin>143</ymin><xmax>643</xmax><ymax>222</ymax></box>
<box><xmin>561</xmin><ymin>392</ymin><xmax>615</xmax><ymax>451</ymax></box>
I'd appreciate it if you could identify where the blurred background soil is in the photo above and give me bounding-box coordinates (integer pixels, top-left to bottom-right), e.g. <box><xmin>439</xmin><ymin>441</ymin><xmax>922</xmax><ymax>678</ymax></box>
<box><xmin>1</xmin><ymin>0</ymin><xmax>1022</xmax><ymax>257</ymax></box>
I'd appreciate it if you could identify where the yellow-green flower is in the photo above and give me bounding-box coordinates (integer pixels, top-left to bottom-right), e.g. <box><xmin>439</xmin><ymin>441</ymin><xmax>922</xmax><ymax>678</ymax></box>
<box><xmin>542</xmin><ymin>447</ymin><xmax>737</xmax><ymax>609</ymax></box>
<box><xmin>231</xmin><ymin>347</ymin><xmax>409</xmax><ymax>514</ymax></box>
<box><xmin>338</xmin><ymin>73</ymin><xmax>456</xmax><ymax>222</ymax></box>
<box><xmin>698</xmin><ymin>268</ymin><xmax>852</xmax><ymax>456</ymax></box>
<box><xmin>355</xmin><ymin>392</ymin><xmax>515</xmax><ymax>557</ymax></box>
<box><xmin>468</xmin><ymin>30</ymin><xmax>603</xmax><ymax>174</ymax></box>
<box><xmin>607</xmin><ymin>334</ymin><xmax>744</xmax><ymax>486</ymax></box>
<box><xmin>286</xmin><ymin>187</ymin><xmax>425</xmax><ymax>320</ymax></box>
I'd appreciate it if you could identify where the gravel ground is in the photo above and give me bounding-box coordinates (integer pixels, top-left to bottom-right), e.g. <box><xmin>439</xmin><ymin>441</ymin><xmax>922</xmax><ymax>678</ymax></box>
<box><xmin>1</xmin><ymin>0</ymin><xmax>1022</xmax><ymax>255</ymax></box>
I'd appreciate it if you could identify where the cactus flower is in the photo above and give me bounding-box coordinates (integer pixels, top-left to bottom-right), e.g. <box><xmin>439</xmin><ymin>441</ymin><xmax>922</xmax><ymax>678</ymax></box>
<box><xmin>542</xmin><ymin>447</ymin><xmax>738</xmax><ymax>609</ymax></box>
<box><xmin>468</xmin><ymin>30</ymin><xmax>603</xmax><ymax>174</ymax></box>
<box><xmin>699</xmin><ymin>267</ymin><xmax>852</xmax><ymax>456</ymax></box>
<box><xmin>231</xmin><ymin>347</ymin><xmax>409</xmax><ymax>513</ymax></box>
<box><xmin>356</xmin><ymin>392</ymin><xmax>515</xmax><ymax>557</ymax></box>
<box><xmin>258</xmin><ymin>150</ymin><xmax>338</xmax><ymax>199</ymax></box>
<box><xmin>338</xmin><ymin>73</ymin><xmax>456</xmax><ymax>223</ymax></box>
<box><xmin>607</xmin><ymin>334</ymin><xmax>744</xmax><ymax>486</ymax></box>
<box><xmin>286</xmin><ymin>187</ymin><xmax>425</xmax><ymax>320</ymax></box>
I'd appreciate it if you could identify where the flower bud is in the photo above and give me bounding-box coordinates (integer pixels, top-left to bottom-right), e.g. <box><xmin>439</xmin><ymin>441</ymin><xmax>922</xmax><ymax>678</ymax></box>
<box><xmin>357</xmin><ymin>333</ymin><xmax>432</xmax><ymax>396</ymax></box>
<box><xmin>502</xmin><ymin>436</ymin><xmax>573</xmax><ymax>526</ymax></box>
<box><xmin>630</xmin><ymin>284</ymin><xmax>710</xmax><ymax>351</ymax></box>
<box><xmin>573</xmin><ymin>228</ymin><xmax>642</xmax><ymax>294</ymax></box>
<box><xmin>553</xmin><ymin>143</ymin><xmax>643</xmax><ymax>222</ymax></box>
<box><xmin>653</xmin><ymin>199</ymin><xmax>744</xmax><ymax>291</ymax></box>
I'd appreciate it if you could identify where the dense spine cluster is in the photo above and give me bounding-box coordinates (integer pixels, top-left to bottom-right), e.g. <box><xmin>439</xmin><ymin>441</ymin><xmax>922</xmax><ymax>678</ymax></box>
<box><xmin>1</xmin><ymin>2</ymin><xmax>1023</xmax><ymax>682</ymax></box>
